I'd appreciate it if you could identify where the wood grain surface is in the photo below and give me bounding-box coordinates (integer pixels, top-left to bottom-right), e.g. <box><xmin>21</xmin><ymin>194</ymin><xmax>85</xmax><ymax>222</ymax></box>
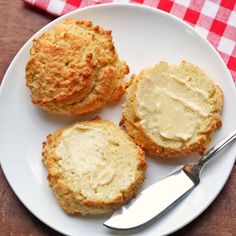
<box><xmin>0</xmin><ymin>1</ymin><xmax>235</xmax><ymax>235</ymax></box>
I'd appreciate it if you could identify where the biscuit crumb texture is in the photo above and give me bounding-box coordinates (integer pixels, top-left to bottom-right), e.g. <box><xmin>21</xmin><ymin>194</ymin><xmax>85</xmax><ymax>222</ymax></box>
<box><xmin>42</xmin><ymin>119</ymin><xmax>146</xmax><ymax>215</ymax></box>
<box><xmin>26</xmin><ymin>19</ymin><xmax>129</xmax><ymax>115</ymax></box>
<box><xmin>122</xmin><ymin>61</ymin><xmax>224</xmax><ymax>158</ymax></box>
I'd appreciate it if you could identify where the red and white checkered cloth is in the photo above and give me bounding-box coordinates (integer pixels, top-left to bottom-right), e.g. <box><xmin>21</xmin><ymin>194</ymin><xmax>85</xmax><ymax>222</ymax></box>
<box><xmin>24</xmin><ymin>0</ymin><xmax>236</xmax><ymax>81</ymax></box>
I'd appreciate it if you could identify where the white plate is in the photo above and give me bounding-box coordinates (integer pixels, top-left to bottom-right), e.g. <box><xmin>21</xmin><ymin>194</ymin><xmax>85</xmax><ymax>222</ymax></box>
<box><xmin>0</xmin><ymin>3</ymin><xmax>236</xmax><ymax>236</ymax></box>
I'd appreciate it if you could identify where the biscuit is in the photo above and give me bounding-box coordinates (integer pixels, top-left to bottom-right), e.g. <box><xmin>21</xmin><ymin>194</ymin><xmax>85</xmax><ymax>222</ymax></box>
<box><xmin>26</xmin><ymin>19</ymin><xmax>129</xmax><ymax>115</ymax></box>
<box><xmin>122</xmin><ymin>61</ymin><xmax>224</xmax><ymax>158</ymax></box>
<box><xmin>42</xmin><ymin>118</ymin><xmax>146</xmax><ymax>215</ymax></box>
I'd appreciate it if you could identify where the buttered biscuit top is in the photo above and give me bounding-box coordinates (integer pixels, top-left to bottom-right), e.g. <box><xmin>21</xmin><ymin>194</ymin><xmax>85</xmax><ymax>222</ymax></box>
<box><xmin>122</xmin><ymin>61</ymin><xmax>223</xmax><ymax>157</ymax></box>
<box><xmin>42</xmin><ymin>119</ymin><xmax>146</xmax><ymax>215</ymax></box>
<box><xmin>26</xmin><ymin>19</ymin><xmax>129</xmax><ymax>115</ymax></box>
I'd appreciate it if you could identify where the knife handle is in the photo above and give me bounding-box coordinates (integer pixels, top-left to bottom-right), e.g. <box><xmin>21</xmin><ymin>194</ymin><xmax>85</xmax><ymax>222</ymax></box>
<box><xmin>199</xmin><ymin>129</ymin><xmax>236</xmax><ymax>166</ymax></box>
<box><xmin>184</xmin><ymin>129</ymin><xmax>236</xmax><ymax>183</ymax></box>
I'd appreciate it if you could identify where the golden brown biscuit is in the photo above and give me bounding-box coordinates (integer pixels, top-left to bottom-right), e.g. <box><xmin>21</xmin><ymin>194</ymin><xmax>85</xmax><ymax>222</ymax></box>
<box><xmin>42</xmin><ymin>118</ymin><xmax>146</xmax><ymax>215</ymax></box>
<box><xmin>26</xmin><ymin>19</ymin><xmax>129</xmax><ymax>115</ymax></box>
<box><xmin>122</xmin><ymin>61</ymin><xmax>224</xmax><ymax>158</ymax></box>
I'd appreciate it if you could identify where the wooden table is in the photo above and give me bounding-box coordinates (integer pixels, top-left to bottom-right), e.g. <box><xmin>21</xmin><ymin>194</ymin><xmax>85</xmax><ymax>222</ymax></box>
<box><xmin>0</xmin><ymin>1</ymin><xmax>235</xmax><ymax>235</ymax></box>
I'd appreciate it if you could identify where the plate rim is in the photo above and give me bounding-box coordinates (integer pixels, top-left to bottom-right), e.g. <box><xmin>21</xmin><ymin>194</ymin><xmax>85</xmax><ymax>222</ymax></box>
<box><xmin>0</xmin><ymin>3</ymin><xmax>236</xmax><ymax>236</ymax></box>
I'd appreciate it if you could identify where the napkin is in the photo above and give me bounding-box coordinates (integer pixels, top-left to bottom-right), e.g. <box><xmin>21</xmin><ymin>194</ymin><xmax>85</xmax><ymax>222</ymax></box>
<box><xmin>24</xmin><ymin>0</ymin><xmax>236</xmax><ymax>81</ymax></box>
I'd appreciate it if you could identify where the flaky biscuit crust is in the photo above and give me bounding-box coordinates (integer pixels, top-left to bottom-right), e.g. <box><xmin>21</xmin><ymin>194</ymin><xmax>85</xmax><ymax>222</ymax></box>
<box><xmin>122</xmin><ymin>61</ymin><xmax>224</xmax><ymax>158</ymax></box>
<box><xmin>42</xmin><ymin>118</ymin><xmax>146</xmax><ymax>215</ymax></box>
<box><xmin>26</xmin><ymin>19</ymin><xmax>129</xmax><ymax>115</ymax></box>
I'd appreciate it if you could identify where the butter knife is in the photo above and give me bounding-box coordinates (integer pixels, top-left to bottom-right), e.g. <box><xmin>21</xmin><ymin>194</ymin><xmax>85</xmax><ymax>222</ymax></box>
<box><xmin>103</xmin><ymin>129</ymin><xmax>236</xmax><ymax>230</ymax></box>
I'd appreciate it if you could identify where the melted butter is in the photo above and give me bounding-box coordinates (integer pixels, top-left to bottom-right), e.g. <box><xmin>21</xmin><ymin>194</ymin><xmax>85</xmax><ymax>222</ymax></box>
<box><xmin>136</xmin><ymin>70</ymin><xmax>212</xmax><ymax>142</ymax></box>
<box><xmin>55</xmin><ymin>125</ymin><xmax>115</xmax><ymax>188</ymax></box>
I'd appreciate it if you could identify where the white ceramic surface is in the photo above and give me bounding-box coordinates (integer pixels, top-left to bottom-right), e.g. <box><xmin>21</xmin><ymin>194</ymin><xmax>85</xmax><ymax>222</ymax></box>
<box><xmin>0</xmin><ymin>4</ymin><xmax>236</xmax><ymax>236</ymax></box>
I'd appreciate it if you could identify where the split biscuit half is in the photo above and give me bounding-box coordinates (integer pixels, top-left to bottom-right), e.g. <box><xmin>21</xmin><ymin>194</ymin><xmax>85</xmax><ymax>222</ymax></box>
<box><xmin>122</xmin><ymin>61</ymin><xmax>224</xmax><ymax>158</ymax></box>
<box><xmin>42</xmin><ymin>118</ymin><xmax>146</xmax><ymax>215</ymax></box>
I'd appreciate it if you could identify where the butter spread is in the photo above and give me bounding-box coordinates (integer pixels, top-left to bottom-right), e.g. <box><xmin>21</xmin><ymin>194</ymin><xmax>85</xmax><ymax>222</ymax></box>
<box><xmin>56</xmin><ymin>125</ymin><xmax>115</xmax><ymax>188</ymax></box>
<box><xmin>136</xmin><ymin>70</ymin><xmax>212</xmax><ymax>143</ymax></box>
<box><xmin>55</xmin><ymin>124</ymin><xmax>137</xmax><ymax>199</ymax></box>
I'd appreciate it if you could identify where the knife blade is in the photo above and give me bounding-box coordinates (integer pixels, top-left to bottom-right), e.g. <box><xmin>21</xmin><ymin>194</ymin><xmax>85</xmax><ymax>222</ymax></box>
<box><xmin>104</xmin><ymin>169</ymin><xmax>195</xmax><ymax>230</ymax></box>
<box><xmin>103</xmin><ymin>129</ymin><xmax>236</xmax><ymax>230</ymax></box>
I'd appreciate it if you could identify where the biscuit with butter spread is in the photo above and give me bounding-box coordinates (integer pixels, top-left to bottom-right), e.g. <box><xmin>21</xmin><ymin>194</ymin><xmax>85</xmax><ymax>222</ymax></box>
<box><xmin>42</xmin><ymin>118</ymin><xmax>146</xmax><ymax>215</ymax></box>
<box><xmin>122</xmin><ymin>61</ymin><xmax>223</xmax><ymax>157</ymax></box>
<box><xmin>26</xmin><ymin>19</ymin><xmax>129</xmax><ymax>115</ymax></box>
